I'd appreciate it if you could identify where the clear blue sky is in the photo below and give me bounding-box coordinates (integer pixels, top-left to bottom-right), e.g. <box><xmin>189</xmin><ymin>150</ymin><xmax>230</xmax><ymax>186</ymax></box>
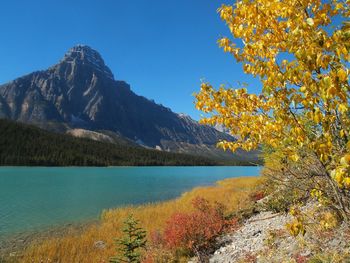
<box><xmin>0</xmin><ymin>0</ymin><xmax>260</xmax><ymax>120</ymax></box>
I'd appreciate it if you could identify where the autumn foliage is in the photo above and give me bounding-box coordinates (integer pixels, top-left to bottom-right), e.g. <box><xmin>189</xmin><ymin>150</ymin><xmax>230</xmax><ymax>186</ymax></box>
<box><xmin>250</xmin><ymin>191</ymin><xmax>265</xmax><ymax>202</ymax></box>
<box><xmin>195</xmin><ymin>0</ymin><xmax>350</xmax><ymax>221</ymax></box>
<box><xmin>162</xmin><ymin>197</ymin><xmax>238</xmax><ymax>258</ymax></box>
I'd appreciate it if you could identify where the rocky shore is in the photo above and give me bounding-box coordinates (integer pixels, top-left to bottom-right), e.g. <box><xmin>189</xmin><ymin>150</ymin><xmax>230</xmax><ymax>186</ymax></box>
<box><xmin>209</xmin><ymin>211</ymin><xmax>292</xmax><ymax>262</ymax></box>
<box><xmin>206</xmin><ymin>205</ymin><xmax>350</xmax><ymax>262</ymax></box>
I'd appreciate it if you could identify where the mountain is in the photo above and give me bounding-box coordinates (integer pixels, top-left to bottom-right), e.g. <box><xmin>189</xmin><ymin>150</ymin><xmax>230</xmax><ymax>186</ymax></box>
<box><xmin>0</xmin><ymin>45</ymin><xmax>259</xmax><ymax>163</ymax></box>
<box><xmin>0</xmin><ymin>118</ymin><xmax>219</xmax><ymax>166</ymax></box>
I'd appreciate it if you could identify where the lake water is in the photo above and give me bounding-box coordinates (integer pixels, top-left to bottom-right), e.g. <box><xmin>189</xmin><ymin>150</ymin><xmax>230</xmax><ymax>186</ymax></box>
<box><xmin>0</xmin><ymin>166</ymin><xmax>260</xmax><ymax>237</ymax></box>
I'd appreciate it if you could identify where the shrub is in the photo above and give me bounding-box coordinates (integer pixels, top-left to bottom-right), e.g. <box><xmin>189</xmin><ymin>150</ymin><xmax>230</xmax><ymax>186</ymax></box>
<box><xmin>250</xmin><ymin>191</ymin><xmax>265</xmax><ymax>202</ymax></box>
<box><xmin>241</xmin><ymin>253</ymin><xmax>257</xmax><ymax>263</ymax></box>
<box><xmin>264</xmin><ymin>190</ymin><xmax>296</xmax><ymax>213</ymax></box>
<box><xmin>294</xmin><ymin>253</ymin><xmax>309</xmax><ymax>263</ymax></box>
<box><xmin>163</xmin><ymin>197</ymin><xmax>238</xmax><ymax>260</ymax></box>
<box><xmin>195</xmin><ymin>0</ymin><xmax>350</xmax><ymax>222</ymax></box>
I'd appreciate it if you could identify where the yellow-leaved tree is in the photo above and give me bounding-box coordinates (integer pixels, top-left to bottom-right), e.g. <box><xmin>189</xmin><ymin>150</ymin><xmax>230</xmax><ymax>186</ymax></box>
<box><xmin>195</xmin><ymin>0</ymin><xmax>350</xmax><ymax>221</ymax></box>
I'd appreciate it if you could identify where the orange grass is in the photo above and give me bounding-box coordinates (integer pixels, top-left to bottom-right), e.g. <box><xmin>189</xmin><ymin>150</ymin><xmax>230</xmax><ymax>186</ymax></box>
<box><xmin>20</xmin><ymin>176</ymin><xmax>261</xmax><ymax>263</ymax></box>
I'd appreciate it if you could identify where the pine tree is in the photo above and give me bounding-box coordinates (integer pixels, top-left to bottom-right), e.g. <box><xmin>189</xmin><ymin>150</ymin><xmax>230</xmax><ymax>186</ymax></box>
<box><xmin>110</xmin><ymin>215</ymin><xmax>147</xmax><ymax>263</ymax></box>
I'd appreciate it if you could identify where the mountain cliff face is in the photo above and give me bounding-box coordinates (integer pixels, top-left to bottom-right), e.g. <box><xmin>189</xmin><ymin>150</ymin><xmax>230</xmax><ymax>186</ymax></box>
<box><xmin>0</xmin><ymin>45</ymin><xmax>257</xmax><ymax>162</ymax></box>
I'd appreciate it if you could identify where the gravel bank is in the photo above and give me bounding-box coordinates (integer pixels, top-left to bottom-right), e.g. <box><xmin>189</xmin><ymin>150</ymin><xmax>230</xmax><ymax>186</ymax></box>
<box><xmin>210</xmin><ymin>211</ymin><xmax>291</xmax><ymax>262</ymax></box>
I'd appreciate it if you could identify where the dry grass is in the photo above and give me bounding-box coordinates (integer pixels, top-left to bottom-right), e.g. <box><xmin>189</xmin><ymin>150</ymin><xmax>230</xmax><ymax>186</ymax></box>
<box><xmin>19</xmin><ymin>176</ymin><xmax>261</xmax><ymax>263</ymax></box>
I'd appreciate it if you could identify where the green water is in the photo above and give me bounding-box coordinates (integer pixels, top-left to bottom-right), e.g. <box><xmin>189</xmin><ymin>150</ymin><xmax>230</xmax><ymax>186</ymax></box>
<box><xmin>0</xmin><ymin>166</ymin><xmax>260</xmax><ymax>237</ymax></box>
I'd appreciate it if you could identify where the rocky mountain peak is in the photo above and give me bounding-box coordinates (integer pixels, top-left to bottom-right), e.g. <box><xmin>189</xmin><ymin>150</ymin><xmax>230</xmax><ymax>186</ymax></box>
<box><xmin>60</xmin><ymin>45</ymin><xmax>114</xmax><ymax>79</ymax></box>
<box><xmin>0</xmin><ymin>46</ymin><xmax>258</xmax><ymax>163</ymax></box>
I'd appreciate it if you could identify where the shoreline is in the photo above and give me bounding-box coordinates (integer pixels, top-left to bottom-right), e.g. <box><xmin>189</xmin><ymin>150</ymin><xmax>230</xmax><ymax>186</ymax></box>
<box><xmin>0</xmin><ymin>220</ymin><xmax>98</xmax><ymax>259</ymax></box>
<box><xmin>1</xmin><ymin>176</ymin><xmax>261</xmax><ymax>262</ymax></box>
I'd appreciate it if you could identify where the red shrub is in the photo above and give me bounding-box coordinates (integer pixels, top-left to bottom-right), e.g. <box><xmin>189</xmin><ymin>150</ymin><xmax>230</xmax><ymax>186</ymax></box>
<box><xmin>243</xmin><ymin>253</ymin><xmax>257</xmax><ymax>263</ymax></box>
<box><xmin>150</xmin><ymin>229</ymin><xmax>164</xmax><ymax>246</ymax></box>
<box><xmin>163</xmin><ymin>197</ymin><xmax>238</xmax><ymax>255</ymax></box>
<box><xmin>251</xmin><ymin>191</ymin><xmax>265</xmax><ymax>201</ymax></box>
<box><xmin>294</xmin><ymin>253</ymin><xmax>308</xmax><ymax>263</ymax></box>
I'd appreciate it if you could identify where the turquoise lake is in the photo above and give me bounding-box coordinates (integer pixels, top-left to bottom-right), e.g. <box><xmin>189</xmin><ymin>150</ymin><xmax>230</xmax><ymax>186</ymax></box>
<box><xmin>0</xmin><ymin>166</ymin><xmax>261</xmax><ymax>237</ymax></box>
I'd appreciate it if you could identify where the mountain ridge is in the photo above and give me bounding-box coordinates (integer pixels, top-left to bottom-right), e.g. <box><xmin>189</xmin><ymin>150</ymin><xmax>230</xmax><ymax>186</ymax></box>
<box><xmin>0</xmin><ymin>118</ymin><xmax>220</xmax><ymax>166</ymax></box>
<box><xmin>0</xmin><ymin>45</ymin><xmax>259</xmax><ymax>162</ymax></box>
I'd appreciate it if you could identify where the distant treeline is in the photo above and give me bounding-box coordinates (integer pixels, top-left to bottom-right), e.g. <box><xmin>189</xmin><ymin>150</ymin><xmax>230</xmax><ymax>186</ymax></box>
<box><xmin>0</xmin><ymin>119</ymin><xmax>219</xmax><ymax>166</ymax></box>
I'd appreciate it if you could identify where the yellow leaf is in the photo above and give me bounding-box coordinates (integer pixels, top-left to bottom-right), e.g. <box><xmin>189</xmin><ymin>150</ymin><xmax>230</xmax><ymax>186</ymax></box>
<box><xmin>339</xmin><ymin>104</ymin><xmax>348</xmax><ymax>113</ymax></box>
<box><xmin>344</xmin><ymin>177</ymin><xmax>350</xmax><ymax>188</ymax></box>
<box><xmin>306</xmin><ymin>18</ymin><xmax>314</xmax><ymax>26</ymax></box>
<box><xmin>337</xmin><ymin>68</ymin><xmax>348</xmax><ymax>82</ymax></box>
<box><xmin>327</xmin><ymin>86</ymin><xmax>337</xmax><ymax>98</ymax></box>
<box><xmin>340</xmin><ymin>154</ymin><xmax>350</xmax><ymax>165</ymax></box>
